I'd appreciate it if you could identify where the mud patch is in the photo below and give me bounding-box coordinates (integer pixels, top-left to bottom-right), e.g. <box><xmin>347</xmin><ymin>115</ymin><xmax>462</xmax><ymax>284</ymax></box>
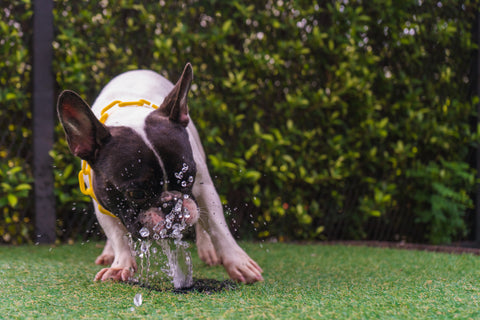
<box><xmin>172</xmin><ymin>278</ymin><xmax>238</xmax><ymax>294</ymax></box>
<box><xmin>130</xmin><ymin>278</ymin><xmax>238</xmax><ymax>294</ymax></box>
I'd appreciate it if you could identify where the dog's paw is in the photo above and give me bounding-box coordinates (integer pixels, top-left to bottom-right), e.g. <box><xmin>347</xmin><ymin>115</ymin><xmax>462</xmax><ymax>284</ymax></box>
<box><xmin>196</xmin><ymin>230</ymin><xmax>221</xmax><ymax>266</ymax></box>
<box><xmin>94</xmin><ymin>267</ymin><xmax>134</xmax><ymax>282</ymax></box>
<box><xmin>198</xmin><ymin>244</ymin><xmax>221</xmax><ymax>266</ymax></box>
<box><xmin>95</xmin><ymin>240</ymin><xmax>115</xmax><ymax>265</ymax></box>
<box><xmin>95</xmin><ymin>253</ymin><xmax>115</xmax><ymax>266</ymax></box>
<box><xmin>223</xmin><ymin>250</ymin><xmax>264</xmax><ymax>284</ymax></box>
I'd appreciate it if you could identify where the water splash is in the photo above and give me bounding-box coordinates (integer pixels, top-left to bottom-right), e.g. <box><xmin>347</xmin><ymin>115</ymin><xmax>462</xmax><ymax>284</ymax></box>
<box><xmin>133</xmin><ymin>293</ymin><xmax>143</xmax><ymax>307</ymax></box>
<box><xmin>131</xmin><ymin>201</ymin><xmax>193</xmax><ymax>290</ymax></box>
<box><xmin>139</xmin><ymin>227</ymin><xmax>150</xmax><ymax>238</ymax></box>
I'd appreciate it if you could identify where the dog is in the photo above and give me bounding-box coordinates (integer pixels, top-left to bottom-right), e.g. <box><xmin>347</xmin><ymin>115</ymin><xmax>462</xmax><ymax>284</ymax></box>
<box><xmin>57</xmin><ymin>63</ymin><xmax>263</xmax><ymax>284</ymax></box>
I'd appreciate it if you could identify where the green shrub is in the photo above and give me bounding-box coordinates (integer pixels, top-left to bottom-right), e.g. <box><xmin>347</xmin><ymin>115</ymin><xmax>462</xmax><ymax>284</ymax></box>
<box><xmin>407</xmin><ymin>161</ymin><xmax>475</xmax><ymax>244</ymax></box>
<box><xmin>2</xmin><ymin>0</ymin><xmax>480</xmax><ymax>243</ymax></box>
<box><xmin>0</xmin><ymin>0</ymin><xmax>33</xmax><ymax>244</ymax></box>
<box><xmin>0</xmin><ymin>161</ymin><xmax>33</xmax><ymax>244</ymax></box>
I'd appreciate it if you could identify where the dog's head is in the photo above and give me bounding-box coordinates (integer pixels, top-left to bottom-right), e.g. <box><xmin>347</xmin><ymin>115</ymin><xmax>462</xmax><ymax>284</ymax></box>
<box><xmin>57</xmin><ymin>64</ymin><xmax>198</xmax><ymax>239</ymax></box>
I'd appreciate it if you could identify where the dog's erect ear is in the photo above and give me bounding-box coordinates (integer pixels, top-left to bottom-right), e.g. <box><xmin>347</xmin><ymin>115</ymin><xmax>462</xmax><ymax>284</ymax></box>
<box><xmin>57</xmin><ymin>90</ymin><xmax>111</xmax><ymax>161</ymax></box>
<box><xmin>158</xmin><ymin>63</ymin><xmax>193</xmax><ymax>127</ymax></box>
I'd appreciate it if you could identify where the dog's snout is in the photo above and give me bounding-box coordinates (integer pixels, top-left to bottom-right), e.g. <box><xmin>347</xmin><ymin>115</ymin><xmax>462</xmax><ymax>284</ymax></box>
<box><xmin>160</xmin><ymin>190</ymin><xmax>182</xmax><ymax>203</ymax></box>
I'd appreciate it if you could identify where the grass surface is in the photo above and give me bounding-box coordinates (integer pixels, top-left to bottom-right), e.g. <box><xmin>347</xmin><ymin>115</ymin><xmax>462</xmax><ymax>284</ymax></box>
<box><xmin>1</xmin><ymin>241</ymin><xmax>480</xmax><ymax>319</ymax></box>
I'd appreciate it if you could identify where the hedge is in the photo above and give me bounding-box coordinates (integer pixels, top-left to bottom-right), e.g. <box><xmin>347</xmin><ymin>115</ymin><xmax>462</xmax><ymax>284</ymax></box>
<box><xmin>1</xmin><ymin>0</ymin><xmax>479</xmax><ymax>244</ymax></box>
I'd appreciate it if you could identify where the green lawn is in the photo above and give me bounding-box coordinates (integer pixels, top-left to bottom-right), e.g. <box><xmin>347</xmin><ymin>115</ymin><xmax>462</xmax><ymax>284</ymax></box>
<box><xmin>1</xmin><ymin>241</ymin><xmax>480</xmax><ymax>319</ymax></box>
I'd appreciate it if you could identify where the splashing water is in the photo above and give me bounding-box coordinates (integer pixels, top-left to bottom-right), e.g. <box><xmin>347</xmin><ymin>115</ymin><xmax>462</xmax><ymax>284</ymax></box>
<box><xmin>133</xmin><ymin>293</ymin><xmax>142</xmax><ymax>307</ymax></box>
<box><xmin>158</xmin><ymin>238</ymin><xmax>193</xmax><ymax>289</ymax></box>
<box><xmin>131</xmin><ymin>199</ymin><xmax>193</xmax><ymax>290</ymax></box>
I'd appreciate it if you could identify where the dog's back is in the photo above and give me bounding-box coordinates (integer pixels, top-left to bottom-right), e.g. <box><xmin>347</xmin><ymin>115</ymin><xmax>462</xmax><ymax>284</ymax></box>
<box><xmin>91</xmin><ymin>70</ymin><xmax>174</xmax><ymax>117</ymax></box>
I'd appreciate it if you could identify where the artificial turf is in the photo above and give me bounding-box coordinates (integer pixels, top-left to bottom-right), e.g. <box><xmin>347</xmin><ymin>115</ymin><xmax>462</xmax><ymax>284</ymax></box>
<box><xmin>1</xmin><ymin>241</ymin><xmax>480</xmax><ymax>319</ymax></box>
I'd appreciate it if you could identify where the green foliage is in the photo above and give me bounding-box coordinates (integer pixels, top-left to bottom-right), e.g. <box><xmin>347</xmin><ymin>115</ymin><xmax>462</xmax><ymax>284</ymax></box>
<box><xmin>0</xmin><ymin>161</ymin><xmax>33</xmax><ymax>244</ymax></box>
<box><xmin>407</xmin><ymin>161</ymin><xmax>475</xmax><ymax>244</ymax></box>
<box><xmin>2</xmin><ymin>0</ymin><xmax>480</xmax><ymax>243</ymax></box>
<box><xmin>50</xmin><ymin>138</ymin><xmax>92</xmax><ymax>240</ymax></box>
<box><xmin>0</xmin><ymin>0</ymin><xmax>33</xmax><ymax>244</ymax></box>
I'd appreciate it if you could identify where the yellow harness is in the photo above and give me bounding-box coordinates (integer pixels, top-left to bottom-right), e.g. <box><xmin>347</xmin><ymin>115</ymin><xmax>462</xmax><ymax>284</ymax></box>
<box><xmin>78</xmin><ymin>99</ymin><xmax>159</xmax><ymax>218</ymax></box>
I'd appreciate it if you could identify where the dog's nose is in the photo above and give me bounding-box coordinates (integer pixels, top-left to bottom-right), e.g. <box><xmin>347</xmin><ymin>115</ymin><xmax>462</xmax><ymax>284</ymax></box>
<box><xmin>160</xmin><ymin>190</ymin><xmax>183</xmax><ymax>203</ymax></box>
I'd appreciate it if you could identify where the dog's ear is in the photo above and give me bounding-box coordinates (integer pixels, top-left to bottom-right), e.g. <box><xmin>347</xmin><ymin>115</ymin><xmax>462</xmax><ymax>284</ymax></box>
<box><xmin>158</xmin><ymin>63</ymin><xmax>193</xmax><ymax>127</ymax></box>
<box><xmin>57</xmin><ymin>90</ymin><xmax>111</xmax><ymax>161</ymax></box>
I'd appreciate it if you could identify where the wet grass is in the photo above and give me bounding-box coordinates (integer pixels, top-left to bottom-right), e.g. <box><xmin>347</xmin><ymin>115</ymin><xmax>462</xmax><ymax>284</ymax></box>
<box><xmin>1</xmin><ymin>241</ymin><xmax>480</xmax><ymax>319</ymax></box>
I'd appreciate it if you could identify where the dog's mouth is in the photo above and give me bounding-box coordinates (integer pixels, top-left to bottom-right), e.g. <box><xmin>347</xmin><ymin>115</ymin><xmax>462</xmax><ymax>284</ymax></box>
<box><xmin>132</xmin><ymin>190</ymin><xmax>198</xmax><ymax>240</ymax></box>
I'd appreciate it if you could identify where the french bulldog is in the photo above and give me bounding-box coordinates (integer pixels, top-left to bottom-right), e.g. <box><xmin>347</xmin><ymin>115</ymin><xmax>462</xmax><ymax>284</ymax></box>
<box><xmin>57</xmin><ymin>63</ymin><xmax>263</xmax><ymax>284</ymax></box>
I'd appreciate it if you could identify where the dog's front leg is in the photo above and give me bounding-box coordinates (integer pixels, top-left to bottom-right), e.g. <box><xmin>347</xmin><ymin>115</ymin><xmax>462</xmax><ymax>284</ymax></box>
<box><xmin>95</xmin><ymin>238</ymin><xmax>114</xmax><ymax>266</ymax></box>
<box><xmin>193</xmin><ymin>172</ymin><xmax>263</xmax><ymax>284</ymax></box>
<box><xmin>195</xmin><ymin>223</ymin><xmax>221</xmax><ymax>266</ymax></box>
<box><xmin>93</xmin><ymin>205</ymin><xmax>137</xmax><ymax>281</ymax></box>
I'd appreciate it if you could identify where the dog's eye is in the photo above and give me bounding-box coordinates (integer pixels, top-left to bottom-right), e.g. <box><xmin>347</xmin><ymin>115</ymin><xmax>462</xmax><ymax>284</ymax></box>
<box><xmin>127</xmin><ymin>190</ymin><xmax>147</xmax><ymax>200</ymax></box>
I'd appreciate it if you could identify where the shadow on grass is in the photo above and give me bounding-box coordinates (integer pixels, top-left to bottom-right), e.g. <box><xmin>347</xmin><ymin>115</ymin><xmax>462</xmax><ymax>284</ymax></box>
<box><xmin>129</xmin><ymin>278</ymin><xmax>238</xmax><ymax>295</ymax></box>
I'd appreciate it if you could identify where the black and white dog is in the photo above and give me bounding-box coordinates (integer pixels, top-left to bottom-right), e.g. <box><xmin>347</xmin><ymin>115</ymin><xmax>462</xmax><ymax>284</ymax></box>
<box><xmin>57</xmin><ymin>63</ymin><xmax>263</xmax><ymax>283</ymax></box>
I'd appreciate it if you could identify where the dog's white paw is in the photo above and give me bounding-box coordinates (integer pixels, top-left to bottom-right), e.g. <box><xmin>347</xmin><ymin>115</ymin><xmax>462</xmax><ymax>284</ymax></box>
<box><xmin>196</xmin><ymin>227</ymin><xmax>221</xmax><ymax>266</ymax></box>
<box><xmin>95</xmin><ymin>253</ymin><xmax>115</xmax><ymax>266</ymax></box>
<box><xmin>222</xmin><ymin>248</ymin><xmax>263</xmax><ymax>284</ymax></box>
<box><xmin>95</xmin><ymin>240</ymin><xmax>115</xmax><ymax>265</ymax></box>
<box><xmin>198</xmin><ymin>242</ymin><xmax>221</xmax><ymax>266</ymax></box>
<box><xmin>94</xmin><ymin>267</ymin><xmax>134</xmax><ymax>282</ymax></box>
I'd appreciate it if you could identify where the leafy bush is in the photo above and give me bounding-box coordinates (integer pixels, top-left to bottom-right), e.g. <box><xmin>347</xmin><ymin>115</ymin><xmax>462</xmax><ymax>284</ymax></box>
<box><xmin>51</xmin><ymin>0</ymin><xmax>479</xmax><ymax>243</ymax></box>
<box><xmin>2</xmin><ymin>0</ymin><xmax>480</xmax><ymax>243</ymax></box>
<box><xmin>0</xmin><ymin>0</ymin><xmax>33</xmax><ymax>244</ymax></box>
<box><xmin>0</xmin><ymin>161</ymin><xmax>33</xmax><ymax>244</ymax></box>
<box><xmin>407</xmin><ymin>161</ymin><xmax>475</xmax><ymax>244</ymax></box>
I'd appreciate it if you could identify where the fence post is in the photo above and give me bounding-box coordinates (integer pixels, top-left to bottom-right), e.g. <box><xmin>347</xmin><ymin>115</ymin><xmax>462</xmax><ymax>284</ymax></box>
<box><xmin>33</xmin><ymin>0</ymin><xmax>56</xmax><ymax>243</ymax></box>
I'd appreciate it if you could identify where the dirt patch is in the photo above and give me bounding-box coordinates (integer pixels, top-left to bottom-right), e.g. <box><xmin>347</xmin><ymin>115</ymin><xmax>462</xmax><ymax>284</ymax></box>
<box><xmin>172</xmin><ymin>278</ymin><xmax>238</xmax><ymax>294</ymax></box>
<box><xmin>131</xmin><ymin>278</ymin><xmax>238</xmax><ymax>294</ymax></box>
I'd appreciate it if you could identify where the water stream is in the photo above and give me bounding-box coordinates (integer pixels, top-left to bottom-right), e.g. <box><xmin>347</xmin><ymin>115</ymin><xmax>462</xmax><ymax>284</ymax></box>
<box><xmin>131</xmin><ymin>197</ymin><xmax>194</xmax><ymax>295</ymax></box>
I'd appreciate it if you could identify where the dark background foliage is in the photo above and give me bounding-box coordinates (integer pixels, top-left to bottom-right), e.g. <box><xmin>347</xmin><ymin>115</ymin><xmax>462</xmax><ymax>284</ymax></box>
<box><xmin>1</xmin><ymin>0</ymin><xmax>479</xmax><ymax>244</ymax></box>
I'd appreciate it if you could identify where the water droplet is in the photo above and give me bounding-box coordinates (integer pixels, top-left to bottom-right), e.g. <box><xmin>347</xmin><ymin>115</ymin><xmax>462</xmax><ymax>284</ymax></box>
<box><xmin>139</xmin><ymin>227</ymin><xmax>150</xmax><ymax>238</ymax></box>
<box><xmin>160</xmin><ymin>228</ymin><xmax>167</xmax><ymax>238</ymax></box>
<box><xmin>182</xmin><ymin>163</ymin><xmax>189</xmax><ymax>172</ymax></box>
<box><xmin>175</xmin><ymin>172</ymin><xmax>183</xmax><ymax>179</ymax></box>
<box><xmin>141</xmin><ymin>241</ymin><xmax>150</xmax><ymax>253</ymax></box>
<box><xmin>174</xmin><ymin>200</ymin><xmax>183</xmax><ymax>213</ymax></box>
<box><xmin>181</xmin><ymin>181</ymin><xmax>187</xmax><ymax>187</ymax></box>
<box><xmin>134</xmin><ymin>293</ymin><xmax>142</xmax><ymax>306</ymax></box>
<box><xmin>153</xmin><ymin>222</ymin><xmax>163</xmax><ymax>233</ymax></box>
<box><xmin>188</xmin><ymin>176</ymin><xmax>194</xmax><ymax>182</ymax></box>
<box><xmin>171</xmin><ymin>228</ymin><xmax>181</xmax><ymax>239</ymax></box>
